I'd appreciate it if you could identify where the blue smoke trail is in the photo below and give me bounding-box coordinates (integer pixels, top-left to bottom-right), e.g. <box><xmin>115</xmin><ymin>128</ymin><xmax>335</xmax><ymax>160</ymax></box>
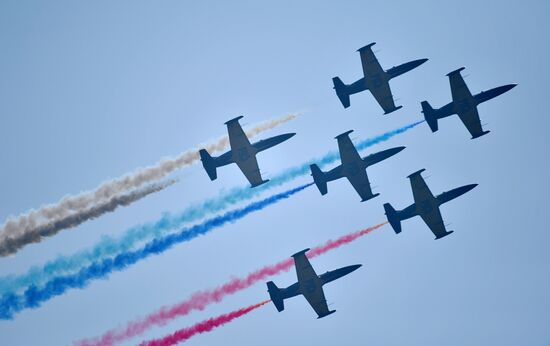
<box><xmin>0</xmin><ymin>183</ymin><xmax>313</xmax><ymax>319</ymax></box>
<box><xmin>0</xmin><ymin>120</ymin><xmax>423</xmax><ymax>297</ymax></box>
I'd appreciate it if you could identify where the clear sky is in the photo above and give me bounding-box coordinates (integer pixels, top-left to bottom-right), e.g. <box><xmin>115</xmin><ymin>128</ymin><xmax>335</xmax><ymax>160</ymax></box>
<box><xmin>0</xmin><ymin>1</ymin><xmax>549</xmax><ymax>345</ymax></box>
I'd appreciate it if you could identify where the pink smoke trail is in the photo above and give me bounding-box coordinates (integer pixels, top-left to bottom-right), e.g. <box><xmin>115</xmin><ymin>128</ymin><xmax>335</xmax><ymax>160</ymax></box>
<box><xmin>76</xmin><ymin>222</ymin><xmax>387</xmax><ymax>346</ymax></box>
<box><xmin>139</xmin><ymin>300</ymin><xmax>270</xmax><ymax>346</ymax></box>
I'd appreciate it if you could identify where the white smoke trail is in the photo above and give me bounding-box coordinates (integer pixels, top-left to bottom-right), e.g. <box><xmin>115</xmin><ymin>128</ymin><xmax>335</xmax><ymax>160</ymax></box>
<box><xmin>0</xmin><ymin>113</ymin><xmax>299</xmax><ymax>254</ymax></box>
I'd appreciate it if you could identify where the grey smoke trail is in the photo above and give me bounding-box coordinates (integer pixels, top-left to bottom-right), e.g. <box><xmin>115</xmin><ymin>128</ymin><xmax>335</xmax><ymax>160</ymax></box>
<box><xmin>0</xmin><ymin>113</ymin><xmax>298</xmax><ymax>250</ymax></box>
<box><xmin>0</xmin><ymin>179</ymin><xmax>178</xmax><ymax>256</ymax></box>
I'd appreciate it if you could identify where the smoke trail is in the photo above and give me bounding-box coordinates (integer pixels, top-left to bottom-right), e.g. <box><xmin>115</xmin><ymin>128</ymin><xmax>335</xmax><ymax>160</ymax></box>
<box><xmin>0</xmin><ymin>113</ymin><xmax>299</xmax><ymax>255</ymax></box>
<box><xmin>0</xmin><ymin>179</ymin><xmax>177</xmax><ymax>257</ymax></box>
<box><xmin>138</xmin><ymin>300</ymin><xmax>270</xmax><ymax>346</ymax></box>
<box><xmin>0</xmin><ymin>120</ymin><xmax>421</xmax><ymax>297</ymax></box>
<box><xmin>75</xmin><ymin>222</ymin><xmax>386</xmax><ymax>346</ymax></box>
<box><xmin>0</xmin><ymin>184</ymin><xmax>313</xmax><ymax>320</ymax></box>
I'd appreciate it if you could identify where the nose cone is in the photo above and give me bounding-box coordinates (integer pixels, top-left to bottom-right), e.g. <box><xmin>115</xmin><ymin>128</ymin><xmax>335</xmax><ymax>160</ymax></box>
<box><xmin>493</xmin><ymin>84</ymin><xmax>517</xmax><ymax>97</ymax></box>
<box><xmin>280</xmin><ymin>132</ymin><xmax>296</xmax><ymax>141</ymax></box>
<box><xmin>410</xmin><ymin>58</ymin><xmax>429</xmax><ymax>69</ymax></box>
<box><xmin>458</xmin><ymin>183</ymin><xmax>478</xmax><ymax>196</ymax></box>
<box><xmin>340</xmin><ymin>264</ymin><xmax>362</xmax><ymax>276</ymax></box>
<box><xmin>390</xmin><ymin>146</ymin><xmax>406</xmax><ymax>155</ymax></box>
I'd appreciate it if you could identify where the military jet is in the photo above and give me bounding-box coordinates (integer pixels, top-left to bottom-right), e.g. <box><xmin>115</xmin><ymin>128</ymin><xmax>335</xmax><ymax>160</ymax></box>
<box><xmin>310</xmin><ymin>130</ymin><xmax>404</xmax><ymax>201</ymax></box>
<box><xmin>384</xmin><ymin>169</ymin><xmax>477</xmax><ymax>240</ymax></box>
<box><xmin>333</xmin><ymin>42</ymin><xmax>428</xmax><ymax>114</ymax></box>
<box><xmin>266</xmin><ymin>248</ymin><xmax>361</xmax><ymax>318</ymax></box>
<box><xmin>421</xmin><ymin>67</ymin><xmax>517</xmax><ymax>139</ymax></box>
<box><xmin>199</xmin><ymin>116</ymin><xmax>295</xmax><ymax>187</ymax></box>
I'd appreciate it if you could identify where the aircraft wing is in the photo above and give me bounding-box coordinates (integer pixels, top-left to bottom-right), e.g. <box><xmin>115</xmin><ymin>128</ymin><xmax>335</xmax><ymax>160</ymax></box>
<box><xmin>448</xmin><ymin>68</ymin><xmax>473</xmax><ymax>102</ymax></box>
<box><xmin>409</xmin><ymin>170</ymin><xmax>450</xmax><ymax>239</ymax></box>
<box><xmin>293</xmin><ymin>250</ymin><xmax>332</xmax><ymax>318</ymax></box>
<box><xmin>456</xmin><ymin>107</ymin><xmax>485</xmax><ymax>138</ymax></box>
<box><xmin>358</xmin><ymin>45</ymin><xmax>398</xmax><ymax>113</ymax></box>
<box><xmin>226</xmin><ymin>116</ymin><xmax>251</xmax><ymax>149</ymax></box>
<box><xmin>235</xmin><ymin>153</ymin><xmax>265</xmax><ymax>187</ymax></box>
<box><xmin>226</xmin><ymin>116</ymin><xmax>265</xmax><ymax>186</ymax></box>
<box><xmin>347</xmin><ymin>172</ymin><xmax>374</xmax><ymax>201</ymax></box>
<box><xmin>448</xmin><ymin>69</ymin><xmax>485</xmax><ymax>137</ymax></box>
<box><xmin>337</xmin><ymin>131</ymin><xmax>362</xmax><ymax>164</ymax></box>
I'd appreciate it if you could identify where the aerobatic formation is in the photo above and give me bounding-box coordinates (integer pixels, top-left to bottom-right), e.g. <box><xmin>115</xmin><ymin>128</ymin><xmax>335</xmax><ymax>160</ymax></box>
<box><xmin>0</xmin><ymin>41</ymin><xmax>516</xmax><ymax>345</ymax></box>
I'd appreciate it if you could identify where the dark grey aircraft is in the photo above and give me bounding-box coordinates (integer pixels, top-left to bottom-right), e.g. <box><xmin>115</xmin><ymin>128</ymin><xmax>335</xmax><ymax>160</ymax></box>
<box><xmin>267</xmin><ymin>248</ymin><xmax>361</xmax><ymax>318</ymax></box>
<box><xmin>384</xmin><ymin>169</ymin><xmax>477</xmax><ymax>240</ymax></box>
<box><xmin>421</xmin><ymin>67</ymin><xmax>517</xmax><ymax>139</ymax></box>
<box><xmin>310</xmin><ymin>130</ymin><xmax>404</xmax><ymax>201</ymax></box>
<box><xmin>333</xmin><ymin>42</ymin><xmax>428</xmax><ymax>114</ymax></box>
<box><xmin>199</xmin><ymin>116</ymin><xmax>295</xmax><ymax>187</ymax></box>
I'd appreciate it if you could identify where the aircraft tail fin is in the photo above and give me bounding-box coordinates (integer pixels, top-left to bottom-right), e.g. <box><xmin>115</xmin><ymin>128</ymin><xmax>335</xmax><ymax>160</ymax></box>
<box><xmin>266</xmin><ymin>281</ymin><xmax>285</xmax><ymax>312</ymax></box>
<box><xmin>332</xmin><ymin>77</ymin><xmax>351</xmax><ymax>108</ymax></box>
<box><xmin>310</xmin><ymin>164</ymin><xmax>328</xmax><ymax>195</ymax></box>
<box><xmin>383</xmin><ymin>203</ymin><xmax>402</xmax><ymax>234</ymax></box>
<box><xmin>199</xmin><ymin>149</ymin><xmax>218</xmax><ymax>181</ymax></box>
<box><xmin>421</xmin><ymin>101</ymin><xmax>439</xmax><ymax>132</ymax></box>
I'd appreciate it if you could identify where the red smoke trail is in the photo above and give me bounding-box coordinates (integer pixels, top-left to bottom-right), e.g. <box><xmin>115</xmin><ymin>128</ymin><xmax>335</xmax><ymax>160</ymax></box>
<box><xmin>139</xmin><ymin>300</ymin><xmax>270</xmax><ymax>346</ymax></box>
<box><xmin>76</xmin><ymin>222</ymin><xmax>387</xmax><ymax>346</ymax></box>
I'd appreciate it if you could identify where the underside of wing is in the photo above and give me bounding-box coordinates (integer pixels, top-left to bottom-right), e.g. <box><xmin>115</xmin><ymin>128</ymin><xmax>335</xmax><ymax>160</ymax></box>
<box><xmin>448</xmin><ymin>68</ymin><xmax>474</xmax><ymax>103</ymax></box>
<box><xmin>337</xmin><ymin>133</ymin><xmax>362</xmax><ymax>164</ymax></box>
<box><xmin>302</xmin><ymin>286</ymin><xmax>331</xmax><ymax>318</ymax></box>
<box><xmin>235</xmin><ymin>153</ymin><xmax>265</xmax><ymax>187</ymax></box>
<box><xmin>409</xmin><ymin>171</ymin><xmax>450</xmax><ymax>239</ymax></box>
<box><xmin>457</xmin><ymin>107</ymin><xmax>486</xmax><ymax>138</ymax></box>
<box><xmin>369</xmin><ymin>84</ymin><xmax>398</xmax><ymax>114</ymax></box>
<box><xmin>347</xmin><ymin>171</ymin><xmax>375</xmax><ymax>201</ymax></box>
<box><xmin>418</xmin><ymin>206</ymin><xmax>449</xmax><ymax>239</ymax></box>
<box><xmin>226</xmin><ymin>117</ymin><xmax>251</xmax><ymax>149</ymax></box>
<box><xmin>358</xmin><ymin>44</ymin><xmax>384</xmax><ymax>77</ymax></box>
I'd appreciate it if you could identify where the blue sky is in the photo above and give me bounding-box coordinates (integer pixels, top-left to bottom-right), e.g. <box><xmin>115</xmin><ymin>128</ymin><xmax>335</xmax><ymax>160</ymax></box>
<box><xmin>0</xmin><ymin>1</ymin><xmax>549</xmax><ymax>345</ymax></box>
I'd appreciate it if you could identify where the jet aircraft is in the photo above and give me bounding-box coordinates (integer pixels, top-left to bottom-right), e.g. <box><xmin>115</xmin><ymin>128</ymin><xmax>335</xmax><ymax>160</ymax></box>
<box><xmin>421</xmin><ymin>67</ymin><xmax>517</xmax><ymax>139</ymax></box>
<box><xmin>384</xmin><ymin>169</ymin><xmax>477</xmax><ymax>239</ymax></box>
<box><xmin>199</xmin><ymin>116</ymin><xmax>295</xmax><ymax>187</ymax></box>
<box><xmin>310</xmin><ymin>130</ymin><xmax>404</xmax><ymax>201</ymax></box>
<box><xmin>333</xmin><ymin>42</ymin><xmax>428</xmax><ymax>114</ymax></box>
<box><xmin>267</xmin><ymin>248</ymin><xmax>361</xmax><ymax>318</ymax></box>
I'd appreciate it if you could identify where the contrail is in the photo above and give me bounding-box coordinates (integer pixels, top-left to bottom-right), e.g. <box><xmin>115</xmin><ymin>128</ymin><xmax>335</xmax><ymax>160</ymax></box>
<box><xmin>0</xmin><ymin>179</ymin><xmax>178</xmax><ymax>257</ymax></box>
<box><xmin>138</xmin><ymin>300</ymin><xmax>270</xmax><ymax>346</ymax></box>
<box><xmin>0</xmin><ymin>184</ymin><xmax>313</xmax><ymax>320</ymax></box>
<box><xmin>0</xmin><ymin>113</ymin><xmax>299</xmax><ymax>256</ymax></box>
<box><xmin>0</xmin><ymin>120</ymin><xmax>421</xmax><ymax>297</ymax></box>
<box><xmin>74</xmin><ymin>222</ymin><xmax>387</xmax><ymax>346</ymax></box>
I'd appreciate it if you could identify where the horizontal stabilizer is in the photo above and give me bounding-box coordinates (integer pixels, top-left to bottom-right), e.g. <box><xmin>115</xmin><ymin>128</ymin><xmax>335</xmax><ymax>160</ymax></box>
<box><xmin>199</xmin><ymin>149</ymin><xmax>218</xmax><ymax>181</ymax></box>
<box><xmin>332</xmin><ymin>77</ymin><xmax>351</xmax><ymax>108</ymax></box>
<box><xmin>384</xmin><ymin>203</ymin><xmax>402</xmax><ymax>234</ymax></box>
<box><xmin>310</xmin><ymin>164</ymin><xmax>328</xmax><ymax>195</ymax></box>
<box><xmin>267</xmin><ymin>281</ymin><xmax>285</xmax><ymax>312</ymax></box>
<box><xmin>421</xmin><ymin>101</ymin><xmax>439</xmax><ymax>132</ymax></box>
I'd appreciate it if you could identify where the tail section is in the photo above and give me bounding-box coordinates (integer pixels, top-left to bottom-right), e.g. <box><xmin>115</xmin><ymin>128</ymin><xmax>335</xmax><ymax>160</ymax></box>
<box><xmin>383</xmin><ymin>203</ymin><xmax>402</xmax><ymax>234</ymax></box>
<box><xmin>332</xmin><ymin>77</ymin><xmax>351</xmax><ymax>108</ymax></box>
<box><xmin>266</xmin><ymin>281</ymin><xmax>285</xmax><ymax>312</ymax></box>
<box><xmin>421</xmin><ymin>101</ymin><xmax>439</xmax><ymax>132</ymax></box>
<box><xmin>310</xmin><ymin>164</ymin><xmax>328</xmax><ymax>195</ymax></box>
<box><xmin>199</xmin><ymin>149</ymin><xmax>218</xmax><ymax>181</ymax></box>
